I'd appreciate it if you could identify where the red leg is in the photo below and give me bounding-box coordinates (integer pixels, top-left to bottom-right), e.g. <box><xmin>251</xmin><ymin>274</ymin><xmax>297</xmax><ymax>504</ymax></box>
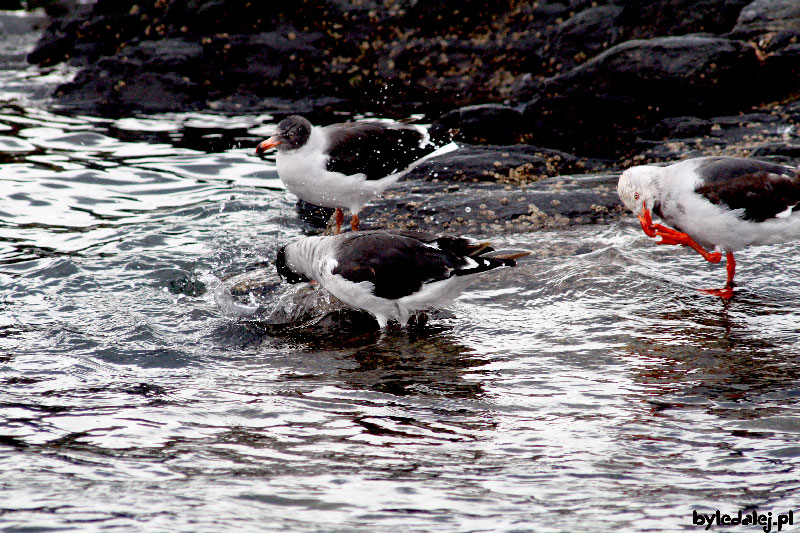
<box><xmin>335</xmin><ymin>208</ymin><xmax>343</xmax><ymax>235</ymax></box>
<box><xmin>653</xmin><ymin>226</ymin><xmax>722</xmax><ymax>263</ymax></box>
<box><xmin>350</xmin><ymin>213</ymin><xmax>360</xmax><ymax>232</ymax></box>
<box><xmin>637</xmin><ymin>203</ymin><xmax>734</xmax><ymax>298</ymax></box>
<box><xmin>698</xmin><ymin>252</ymin><xmax>735</xmax><ymax>299</ymax></box>
<box><xmin>726</xmin><ymin>252</ymin><xmax>736</xmax><ymax>287</ymax></box>
<box><xmin>638</xmin><ymin>204</ymin><xmax>721</xmax><ymax>263</ymax></box>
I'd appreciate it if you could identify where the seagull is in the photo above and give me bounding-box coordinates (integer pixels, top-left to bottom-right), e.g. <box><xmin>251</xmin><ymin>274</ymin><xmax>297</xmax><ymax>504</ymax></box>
<box><xmin>617</xmin><ymin>156</ymin><xmax>800</xmax><ymax>298</ymax></box>
<box><xmin>255</xmin><ymin>115</ymin><xmax>458</xmax><ymax>233</ymax></box>
<box><xmin>275</xmin><ymin>230</ymin><xmax>530</xmax><ymax>328</ymax></box>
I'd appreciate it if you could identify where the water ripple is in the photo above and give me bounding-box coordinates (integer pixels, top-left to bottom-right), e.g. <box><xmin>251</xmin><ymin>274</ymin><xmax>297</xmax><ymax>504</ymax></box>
<box><xmin>1</xmin><ymin>105</ymin><xmax>800</xmax><ymax>531</ymax></box>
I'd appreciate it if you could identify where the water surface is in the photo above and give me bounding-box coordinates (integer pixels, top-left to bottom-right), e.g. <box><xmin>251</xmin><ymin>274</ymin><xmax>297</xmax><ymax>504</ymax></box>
<box><xmin>2</xmin><ymin>38</ymin><xmax>800</xmax><ymax>533</ymax></box>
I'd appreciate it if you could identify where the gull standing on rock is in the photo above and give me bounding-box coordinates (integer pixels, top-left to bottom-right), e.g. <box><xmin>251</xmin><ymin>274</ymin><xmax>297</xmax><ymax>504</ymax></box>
<box><xmin>255</xmin><ymin>115</ymin><xmax>458</xmax><ymax>233</ymax></box>
<box><xmin>617</xmin><ymin>156</ymin><xmax>800</xmax><ymax>298</ymax></box>
<box><xmin>275</xmin><ymin>230</ymin><xmax>529</xmax><ymax>328</ymax></box>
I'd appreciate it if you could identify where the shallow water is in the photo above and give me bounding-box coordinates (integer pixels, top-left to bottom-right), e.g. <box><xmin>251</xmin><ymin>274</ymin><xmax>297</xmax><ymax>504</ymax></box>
<box><xmin>3</xmin><ymin>20</ymin><xmax>800</xmax><ymax>529</ymax></box>
<box><xmin>2</xmin><ymin>104</ymin><xmax>800</xmax><ymax>533</ymax></box>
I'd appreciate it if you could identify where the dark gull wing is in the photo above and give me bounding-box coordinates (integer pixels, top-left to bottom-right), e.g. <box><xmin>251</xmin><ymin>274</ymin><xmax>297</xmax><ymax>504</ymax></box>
<box><xmin>383</xmin><ymin>230</ymin><xmax>496</xmax><ymax>257</ymax></box>
<box><xmin>323</xmin><ymin>122</ymin><xmax>434</xmax><ymax>180</ymax></box>
<box><xmin>331</xmin><ymin>232</ymin><xmax>471</xmax><ymax>299</ymax></box>
<box><xmin>693</xmin><ymin>157</ymin><xmax>800</xmax><ymax>222</ymax></box>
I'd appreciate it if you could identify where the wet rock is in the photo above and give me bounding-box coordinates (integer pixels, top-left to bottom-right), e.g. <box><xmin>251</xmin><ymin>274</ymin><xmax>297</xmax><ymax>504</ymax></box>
<box><xmin>289</xmin><ymin>142</ymin><xmax>614</xmax><ymax>234</ymax></box>
<box><xmin>294</xmin><ymin>199</ymin><xmax>336</xmax><ymax>230</ymax></box>
<box><xmin>361</xmin><ymin>171</ymin><xmax>623</xmax><ymax>236</ymax></box>
<box><xmin>27</xmin><ymin>1</ymin><xmax>132</xmax><ymax>66</ymax></box>
<box><xmin>409</xmin><ymin>143</ymin><xmax>590</xmax><ymax>183</ymax></box>
<box><xmin>51</xmin><ymin>39</ymin><xmax>207</xmax><ymax>113</ymax></box>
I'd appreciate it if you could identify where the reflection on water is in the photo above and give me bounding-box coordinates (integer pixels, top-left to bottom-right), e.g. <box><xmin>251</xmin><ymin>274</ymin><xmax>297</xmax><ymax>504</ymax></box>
<box><xmin>1</xmin><ymin>102</ymin><xmax>800</xmax><ymax>532</ymax></box>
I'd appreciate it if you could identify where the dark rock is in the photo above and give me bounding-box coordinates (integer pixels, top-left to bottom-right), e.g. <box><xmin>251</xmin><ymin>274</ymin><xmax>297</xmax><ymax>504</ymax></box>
<box><xmin>28</xmin><ymin>0</ymin><xmax>549</xmax><ymax>115</ymax></box>
<box><xmin>519</xmin><ymin>36</ymin><xmax>764</xmax><ymax>155</ymax></box>
<box><xmin>361</xmin><ymin>172</ymin><xmax>623</xmax><ymax>236</ymax></box>
<box><xmin>531</xmin><ymin>0</ymin><xmax>597</xmax><ymax>19</ymax></box>
<box><xmin>35</xmin><ymin>0</ymin><xmax>82</xmax><ymax>18</ymax></box>
<box><xmin>55</xmin><ymin>41</ymin><xmax>207</xmax><ymax>114</ymax></box>
<box><xmin>749</xmin><ymin>143</ymin><xmax>800</xmax><ymax>159</ymax></box>
<box><xmin>434</xmin><ymin>105</ymin><xmax>525</xmax><ymax>145</ymax></box>
<box><xmin>629</xmin><ymin>101</ymin><xmax>800</xmax><ymax>164</ymax></box>
<box><xmin>732</xmin><ymin>0</ymin><xmax>800</xmax><ymax>36</ymax></box>
<box><xmin>405</xmin><ymin>143</ymin><xmax>594</xmax><ymax>184</ymax></box>
<box><xmin>730</xmin><ymin>0</ymin><xmax>800</xmax><ymax>95</ymax></box>
<box><xmin>650</xmin><ymin>117</ymin><xmax>713</xmax><ymax>140</ymax></box>
<box><xmin>22</xmin><ymin>0</ymin><xmax>800</xmax><ymax>164</ymax></box>
<box><xmin>782</xmin><ymin>98</ymin><xmax>800</xmax><ymax>123</ymax></box>
<box><xmin>295</xmin><ymin>199</ymin><xmax>335</xmax><ymax>230</ymax></box>
<box><xmin>285</xmin><ymin>143</ymin><xmax>619</xmax><ymax>235</ymax></box>
<box><xmin>550</xmin><ymin>5</ymin><xmax>624</xmax><ymax>70</ymax></box>
<box><xmin>25</xmin><ymin>1</ymin><xmax>94</xmax><ymax>65</ymax></box>
<box><xmin>615</xmin><ymin>0</ymin><xmax>751</xmax><ymax>38</ymax></box>
<box><xmin>711</xmin><ymin>112</ymin><xmax>779</xmax><ymax>128</ymax></box>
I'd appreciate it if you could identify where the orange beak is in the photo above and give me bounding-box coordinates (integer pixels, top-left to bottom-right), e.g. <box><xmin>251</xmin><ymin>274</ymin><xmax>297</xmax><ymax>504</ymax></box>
<box><xmin>255</xmin><ymin>136</ymin><xmax>281</xmax><ymax>154</ymax></box>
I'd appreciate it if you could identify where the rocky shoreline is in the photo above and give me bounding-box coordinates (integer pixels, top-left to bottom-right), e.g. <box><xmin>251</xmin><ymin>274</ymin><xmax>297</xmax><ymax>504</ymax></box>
<box><xmin>15</xmin><ymin>0</ymin><xmax>800</xmax><ymax>234</ymax></box>
<box><xmin>26</xmin><ymin>2</ymin><xmax>799</xmax><ymax>143</ymax></box>
<box><xmin>352</xmin><ymin>92</ymin><xmax>799</xmax><ymax>235</ymax></box>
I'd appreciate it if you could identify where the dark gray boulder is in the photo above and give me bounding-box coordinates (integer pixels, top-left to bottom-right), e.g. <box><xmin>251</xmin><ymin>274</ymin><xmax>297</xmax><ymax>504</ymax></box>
<box><xmin>649</xmin><ymin>117</ymin><xmax>714</xmax><ymax>140</ymax></box>
<box><xmin>433</xmin><ymin>104</ymin><xmax>525</xmax><ymax>145</ymax></box>
<box><xmin>732</xmin><ymin>0</ymin><xmax>800</xmax><ymax>36</ymax></box>
<box><xmin>549</xmin><ymin>5</ymin><xmax>624</xmax><ymax>71</ymax></box>
<box><xmin>519</xmin><ymin>36</ymin><xmax>762</xmax><ymax>154</ymax></box>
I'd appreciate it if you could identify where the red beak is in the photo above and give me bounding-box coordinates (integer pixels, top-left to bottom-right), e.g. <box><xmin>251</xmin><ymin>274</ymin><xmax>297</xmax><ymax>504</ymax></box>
<box><xmin>637</xmin><ymin>201</ymin><xmax>658</xmax><ymax>238</ymax></box>
<box><xmin>255</xmin><ymin>136</ymin><xmax>281</xmax><ymax>154</ymax></box>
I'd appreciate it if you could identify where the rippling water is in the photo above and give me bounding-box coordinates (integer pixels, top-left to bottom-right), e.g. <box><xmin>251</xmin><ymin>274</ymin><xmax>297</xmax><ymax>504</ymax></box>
<box><xmin>3</xmin><ymin>29</ymin><xmax>800</xmax><ymax>533</ymax></box>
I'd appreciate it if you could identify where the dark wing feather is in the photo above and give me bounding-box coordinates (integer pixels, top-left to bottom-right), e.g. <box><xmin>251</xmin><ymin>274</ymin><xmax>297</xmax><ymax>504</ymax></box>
<box><xmin>332</xmin><ymin>233</ymin><xmax>463</xmax><ymax>299</ymax></box>
<box><xmin>693</xmin><ymin>157</ymin><xmax>800</xmax><ymax>222</ymax></box>
<box><xmin>332</xmin><ymin>232</ymin><xmax>515</xmax><ymax>299</ymax></box>
<box><xmin>384</xmin><ymin>230</ymin><xmax>496</xmax><ymax>257</ymax></box>
<box><xmin>323</xmin><ymin>122</ymin><xmax>435</xmax><ymax>180</ymax></box>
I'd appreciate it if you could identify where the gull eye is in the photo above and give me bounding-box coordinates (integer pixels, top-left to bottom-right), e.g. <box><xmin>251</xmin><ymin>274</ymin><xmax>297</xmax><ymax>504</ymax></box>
<box><xmin>634</xmin><ymin>192</ymin><xmax>640</xmax><ymax>200</ymax></box>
